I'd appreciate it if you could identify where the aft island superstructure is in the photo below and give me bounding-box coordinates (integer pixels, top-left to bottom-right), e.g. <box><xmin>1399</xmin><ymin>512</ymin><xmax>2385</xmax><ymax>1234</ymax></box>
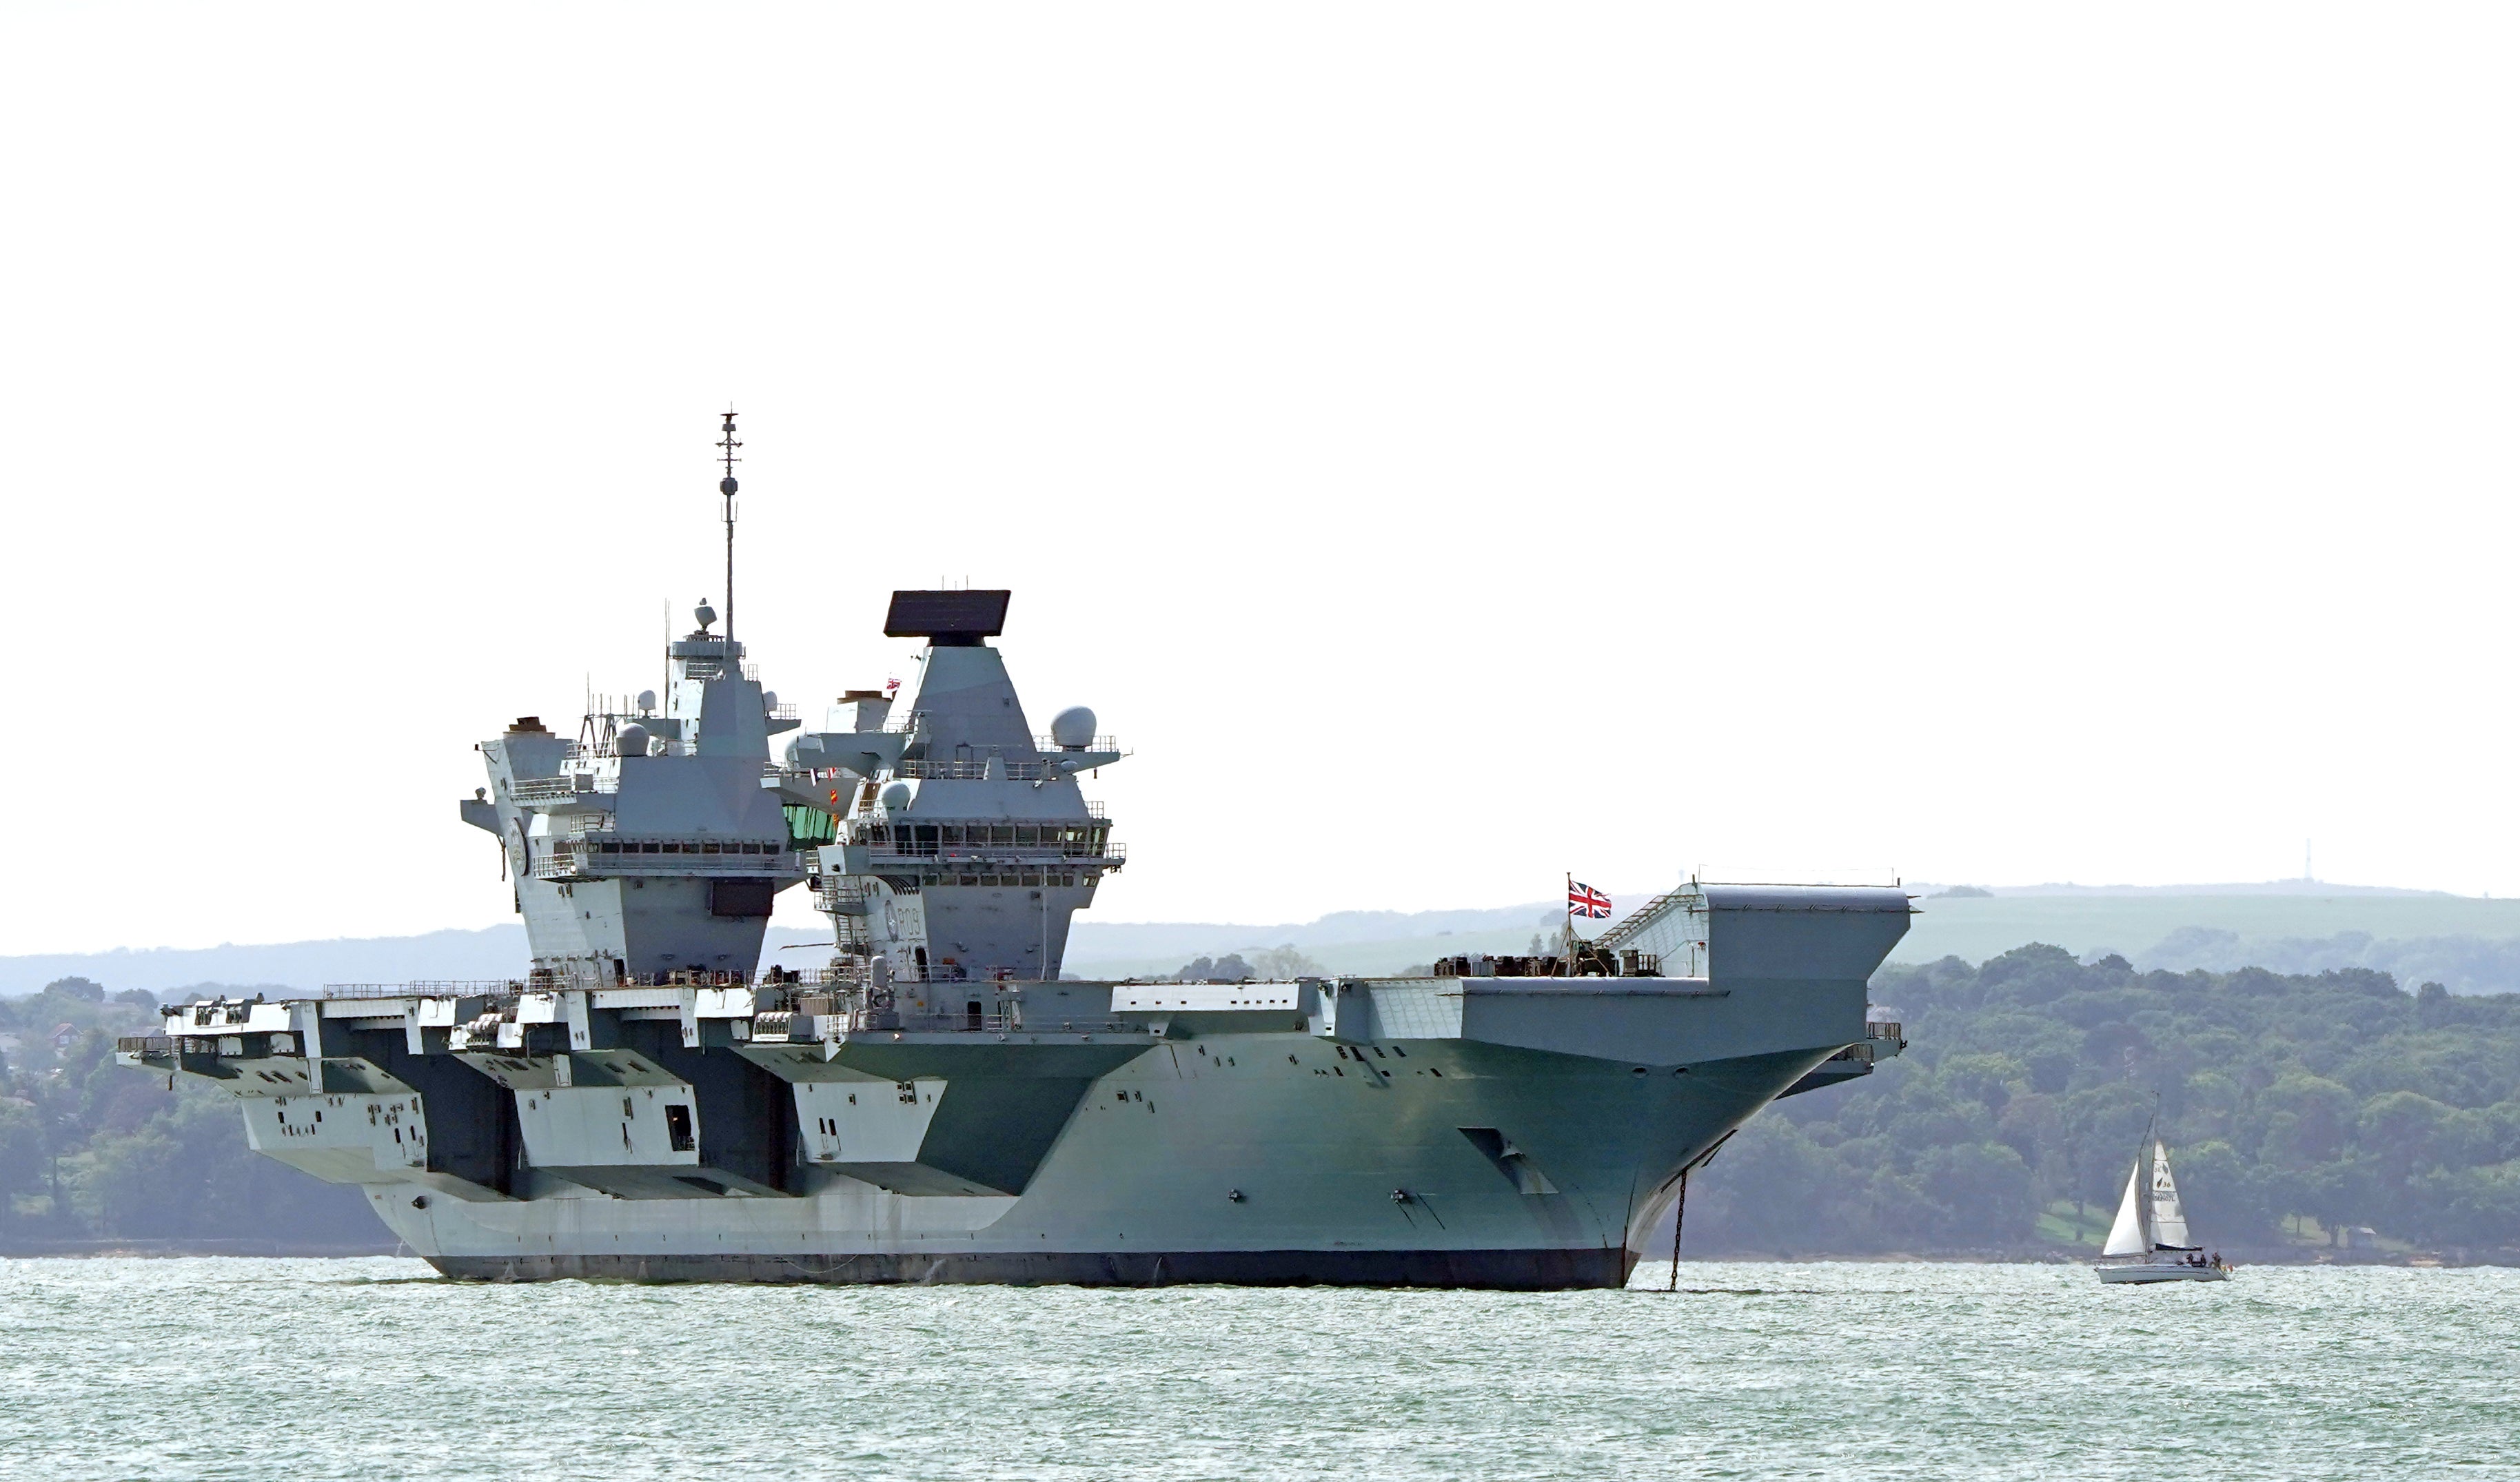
<box><xmin>122</xmin><ymin>426</ymin><xmax>1909</xmax><ymax>1287</ymax></box>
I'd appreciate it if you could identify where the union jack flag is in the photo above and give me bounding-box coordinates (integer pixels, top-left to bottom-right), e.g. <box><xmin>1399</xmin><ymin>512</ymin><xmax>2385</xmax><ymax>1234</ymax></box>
<box><xmin>1568</xmin><ymin>880</ymin><xmax>1612</xmax><ymax>919</ymax></box>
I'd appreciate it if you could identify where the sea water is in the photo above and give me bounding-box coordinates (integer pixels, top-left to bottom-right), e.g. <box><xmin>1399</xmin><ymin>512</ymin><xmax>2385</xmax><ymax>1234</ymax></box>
<box><xmin>1</xmin><ymin>1258</ymin><xmax>2512</xmax><ymax>1480</ymax></box>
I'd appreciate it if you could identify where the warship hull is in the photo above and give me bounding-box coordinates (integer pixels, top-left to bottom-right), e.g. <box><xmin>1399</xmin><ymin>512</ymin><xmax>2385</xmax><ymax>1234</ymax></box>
<box><xmin>361</xmin><ymin>1026</ymin><xmax>1839</xmax><ymax>1288</ymax></box>
<box><xmin>426</xmin><ymin>1248</ymin><xmax>1636</xmax><ymax>1288</ymax></box>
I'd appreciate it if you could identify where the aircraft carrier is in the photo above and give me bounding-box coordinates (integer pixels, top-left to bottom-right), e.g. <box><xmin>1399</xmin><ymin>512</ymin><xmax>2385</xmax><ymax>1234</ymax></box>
<box><xmin>120</xmin><ymin>416</ymin><xmax>1910</xmax><ymax>1287</ymax></box>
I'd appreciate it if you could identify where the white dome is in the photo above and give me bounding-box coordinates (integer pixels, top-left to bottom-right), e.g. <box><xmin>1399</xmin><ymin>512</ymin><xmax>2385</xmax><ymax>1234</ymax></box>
<box><xmin>636</xmin><ymin>689</ymin><xmax>658</xmax><ymax>713</ymax></box>
<box><xmin>616</xmin><ymin>724</ymin><xmax>649</xmax><ymax>758</ymax></box>
<box><xmin>880</xmin><ymin>782</ymin><xmax>913</xmax><ymax>811</ymax></box>
<box><xmin>1049</xmin><ymin>706</ymin><xmax>1097</xmax><ymax>749</ymax></box>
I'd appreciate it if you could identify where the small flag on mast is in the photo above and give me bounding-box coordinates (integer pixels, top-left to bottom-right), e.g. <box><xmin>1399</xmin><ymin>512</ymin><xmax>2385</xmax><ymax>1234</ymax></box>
<box><xmin>1568</xmin><ymin>880</ymin><xmax>1612</xmax><ymax>919</ymax></box>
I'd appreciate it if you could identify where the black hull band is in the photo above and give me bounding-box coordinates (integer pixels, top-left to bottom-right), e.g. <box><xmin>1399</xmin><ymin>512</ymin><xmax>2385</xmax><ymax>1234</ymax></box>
<box><xmin>427</xmin><ymin>1246</ymin><xmax>1637</xmax><ymax>1290</ymax></box>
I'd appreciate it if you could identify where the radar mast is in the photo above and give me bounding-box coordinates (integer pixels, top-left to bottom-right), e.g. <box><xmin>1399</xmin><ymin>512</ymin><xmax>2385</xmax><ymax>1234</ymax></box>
<box><xmin>717</xmin><ymin>407</ymin><xmax>741</xmax><ymax>641</ymax></box>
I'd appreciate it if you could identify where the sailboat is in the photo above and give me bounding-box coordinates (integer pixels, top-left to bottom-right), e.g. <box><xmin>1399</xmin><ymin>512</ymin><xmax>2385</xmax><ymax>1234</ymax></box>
<box><xmin>2095</xmin><ymin>1135</ymin><xmax>2231</xmax><ymax>1283</ymax></box>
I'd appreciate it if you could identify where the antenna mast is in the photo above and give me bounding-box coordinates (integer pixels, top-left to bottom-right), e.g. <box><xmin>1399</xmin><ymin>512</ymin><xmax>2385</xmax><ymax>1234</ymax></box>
<box><xmin>717</xmin><ymin>407</ymin><xmax>742</xmax><ymax>641</ymax></box>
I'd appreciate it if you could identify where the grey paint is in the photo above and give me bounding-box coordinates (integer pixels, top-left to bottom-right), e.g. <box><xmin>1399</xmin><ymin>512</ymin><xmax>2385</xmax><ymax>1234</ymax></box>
<box><xmin>114</xmin><ymin>584</ymin><xmax>1911</xmax><ymax>1288</ymax></box>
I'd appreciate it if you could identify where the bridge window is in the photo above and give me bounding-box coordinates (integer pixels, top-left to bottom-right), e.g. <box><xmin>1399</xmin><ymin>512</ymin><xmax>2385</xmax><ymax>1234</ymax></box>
<box><xmin>664</xmin><ymin>1104</ymin><xmax>695</xmax><ymax>1153</ymax></box>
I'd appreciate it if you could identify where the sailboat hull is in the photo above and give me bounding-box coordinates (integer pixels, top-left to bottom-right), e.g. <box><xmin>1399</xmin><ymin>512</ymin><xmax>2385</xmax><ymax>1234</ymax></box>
<box><xmin>2096</xmin><ymin>1262</ymin><xmax>2230</xmax><ymax>1284</ymax></box>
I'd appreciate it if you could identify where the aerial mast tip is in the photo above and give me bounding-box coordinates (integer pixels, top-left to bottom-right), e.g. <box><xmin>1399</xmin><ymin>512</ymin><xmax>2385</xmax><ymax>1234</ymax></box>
<box><xmin>715</xmin><ymin>407</ymin><xmax>742</xmax><ymax>641</ymax></box>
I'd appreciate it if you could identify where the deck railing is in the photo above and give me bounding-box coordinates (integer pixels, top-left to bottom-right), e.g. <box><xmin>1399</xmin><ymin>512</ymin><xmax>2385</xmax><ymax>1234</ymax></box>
<box><xmin>511</xmin><ymin>773</ymin><xmax>616</xmax><ymax>803</ymax></box>
<box><xmin>533</xmin><ymin>840</ymin><xmax>796</xmax><ymax>880</ymax></box>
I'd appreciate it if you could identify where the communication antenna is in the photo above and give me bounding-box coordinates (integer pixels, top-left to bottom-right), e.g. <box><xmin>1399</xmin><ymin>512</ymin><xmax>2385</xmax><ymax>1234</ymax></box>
<box><xmin>717</xmin><ymin>407</ymin><xmax>742</xmax><ymax>641</ymax></box>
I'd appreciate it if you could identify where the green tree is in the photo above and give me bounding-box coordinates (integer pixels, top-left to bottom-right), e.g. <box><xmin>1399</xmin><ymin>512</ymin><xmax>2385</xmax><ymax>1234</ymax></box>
<box><xmin>0</xmin><ymin>1102</ymin><xmax>44</xmax><ymax>1226</ymax></box>
<box><xmin>1916</xmin><ymin>1141</ymin><xmax>2036</xmax><ymax>1244</ymax></box>
<box><xmin>1687</xmin><ymin>950</ymin><xmax>2520</xmax><ymax>1254</ymax></box>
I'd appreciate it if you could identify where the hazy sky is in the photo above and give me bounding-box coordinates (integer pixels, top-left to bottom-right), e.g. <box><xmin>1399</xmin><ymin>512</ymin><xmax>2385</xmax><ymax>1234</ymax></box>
<box><xmin>3</xmin><ymin>5</ymin><xmax>2514</xmax><ymax>955</ymax></box>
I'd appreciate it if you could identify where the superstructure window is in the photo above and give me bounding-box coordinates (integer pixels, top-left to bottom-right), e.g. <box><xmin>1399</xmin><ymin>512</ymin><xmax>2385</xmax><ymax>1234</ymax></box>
<box><xmin>664</xmin><ymin>1104</ymin><xmax>695</xmax><ymax>1152</ymax></box>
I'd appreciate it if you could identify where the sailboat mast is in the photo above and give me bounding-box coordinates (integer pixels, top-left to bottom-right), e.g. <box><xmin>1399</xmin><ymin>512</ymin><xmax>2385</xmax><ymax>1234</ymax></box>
<box><xmin>2135</xmin><ymin>1124</ymin><xmax>2155</xmax><ymax>1252</ymax></box>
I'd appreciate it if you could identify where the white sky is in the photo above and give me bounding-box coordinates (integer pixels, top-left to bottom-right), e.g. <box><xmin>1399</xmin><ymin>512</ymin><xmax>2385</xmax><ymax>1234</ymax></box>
<box><xmin>3</xmin><ymin>5</ymin><xmax>2515</xmax><ymax>955</ymax></box>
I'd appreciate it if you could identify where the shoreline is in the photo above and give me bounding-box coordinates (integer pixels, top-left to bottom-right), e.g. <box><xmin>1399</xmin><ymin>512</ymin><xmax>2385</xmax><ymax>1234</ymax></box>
<box><xmin>1663</xmin><ymin>1247</ymin><xmax>2520</xmax><ymax>1268</ymax></box>
<box><xmin>6</xmin><ymin>1241</ymin><xmax>2513</xmax><ymax>1268</ymax></box>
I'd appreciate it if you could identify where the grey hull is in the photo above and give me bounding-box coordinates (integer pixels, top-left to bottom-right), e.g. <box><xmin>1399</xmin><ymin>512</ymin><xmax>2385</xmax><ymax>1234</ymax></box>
<box><xmin>429</xmin><ymin>1246</ymin><xmax>1636</xmax><ymax>1289</ymax></box>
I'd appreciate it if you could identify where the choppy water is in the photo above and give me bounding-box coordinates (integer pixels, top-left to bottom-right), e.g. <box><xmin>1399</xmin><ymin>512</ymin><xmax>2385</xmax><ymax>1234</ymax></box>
<box><xmin>3</xmin><ymin>1258</ymin><xmax>2514</xmax><ymax>1480</ymax></box>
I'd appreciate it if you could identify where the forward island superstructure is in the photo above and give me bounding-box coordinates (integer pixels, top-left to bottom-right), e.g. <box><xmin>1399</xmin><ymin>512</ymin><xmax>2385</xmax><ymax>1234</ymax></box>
<box><xmin>121</xmin><ymin>423</ymin><xmax>1910</xmax><ymax>1286</ymax></box>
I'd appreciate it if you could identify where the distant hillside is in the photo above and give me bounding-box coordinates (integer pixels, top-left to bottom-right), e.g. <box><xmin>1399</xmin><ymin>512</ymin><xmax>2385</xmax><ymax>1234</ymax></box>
<box><xmin>1896</xmin><ymin>888</ymin><xmax>2520</xmax><ymax>994</ymax></box>
<box><xmin>14</xmin><ymin>884</ymin><xmax>2520</xmax><ymax>997</ymax></box>
<box><xmin>0</xmin><ymin>908</ymin><xmax>1578</xmax><ymax>996</ymax></box>
<box><xmin>0</xmin><ymin>926</ymin><xmax>534</xmax><ymax>997</ymax></box>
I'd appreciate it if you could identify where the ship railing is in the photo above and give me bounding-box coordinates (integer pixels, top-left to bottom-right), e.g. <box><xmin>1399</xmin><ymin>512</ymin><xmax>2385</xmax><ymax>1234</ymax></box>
<box><xmin>896</xmin><ymin>843</ymin><xmax>1123</xmax><ymax>863</ymax></box>
<box><xmin>511</xmin><ymin>773</ymin><xmax>617</xmax><ymax>804</ymax></box>
<box><xmin>318</xmin><ymin>981</ymin><xmax>531</xmax><ymax>1000</ymax></box>
<box><xmin>534</xmin><ymin>840</ymin><xmax>797</xmax><ymax>879</ymax></box>
<box><xmin>766</xmin><ymin>702</ymin><xmax>798</xmax><ymax>720</ymax></box>
<box><xmin>849</xmin><ymin>861</ymin><xmax>1115</xmax><ymax>888</ymax></box>
<box><xmin>1033</xmin><ymin>733</ymin><xmax>1122</xmax><ymax>755</ymax></box>
<box><xmin>895</xmin><ymin>758</ymin><xmax>1022</xmax><ymax>781</ymax></box>
<box><xmin>806</xmin><ymin>1011</ymin><xmax>1138</xmax><ymax>1037</ymax></box>
<box><xmin>316</xmin><ymin>968</ymin><xmax>769</xmax><ymax>1000</ymax></box>
<box><xmin>845</xmin><ymin>839</ymin><xmax>1124</xmax><ymax>862</ymax></box>
<box><xmin>1592</xmin><ymin>884</ymin><xmax>1696</xmax><ymax>953</ymax></box>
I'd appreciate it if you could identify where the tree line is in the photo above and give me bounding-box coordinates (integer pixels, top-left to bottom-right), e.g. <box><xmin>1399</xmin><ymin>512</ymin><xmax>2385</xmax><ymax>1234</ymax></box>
<box><xmin>1685</xmin><ymin>946</ymin><xmax>2520</xmax><ymax>1256</ymax></box>
<box><xmin>0</xmin><ymin>978</ymin><xmax>377</xmax><ymax>1246</ymax></box>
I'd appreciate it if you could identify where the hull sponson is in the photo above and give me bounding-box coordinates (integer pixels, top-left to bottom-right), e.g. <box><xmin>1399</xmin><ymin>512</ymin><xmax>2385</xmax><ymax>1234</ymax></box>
<box><xmin>428</xmin><ymin>1246</ymin><xmax>1634</xmax><ymax>1289</ymax></box>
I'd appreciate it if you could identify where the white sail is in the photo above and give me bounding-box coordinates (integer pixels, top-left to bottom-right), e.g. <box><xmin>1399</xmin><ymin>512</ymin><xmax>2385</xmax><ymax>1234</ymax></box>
<box><xmin>2148</xmin><ymin>1139</ymin><xmax>2195</xmax><ymax>1249</ymax></box>
<box><xmin>2102</xmin><ymin>1159</ymin><xmax>2147</xmax><ymax>1256</ymax></box>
